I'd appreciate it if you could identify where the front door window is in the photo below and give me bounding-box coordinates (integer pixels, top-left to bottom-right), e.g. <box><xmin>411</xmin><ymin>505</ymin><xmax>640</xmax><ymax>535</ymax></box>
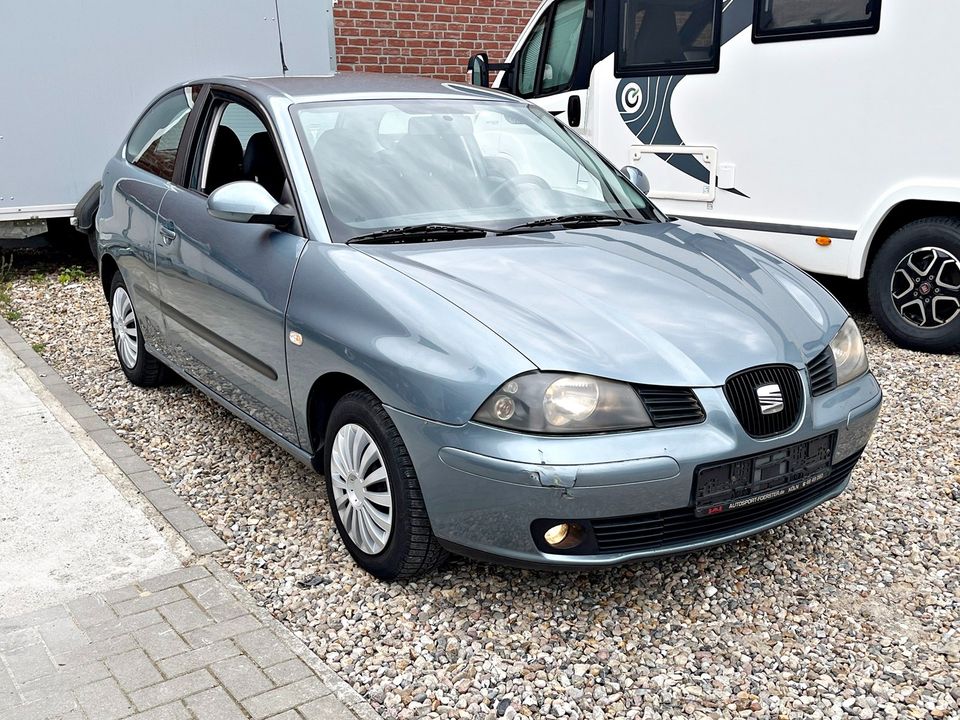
<box><xmin>196</xmin><ymin>101</ymin><xmax>287</xmax><ymax>202</ymax></box>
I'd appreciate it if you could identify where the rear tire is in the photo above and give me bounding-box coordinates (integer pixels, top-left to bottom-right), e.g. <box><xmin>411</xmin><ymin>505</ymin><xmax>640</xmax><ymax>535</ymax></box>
<box><xmin>868</xmin><ymin>217</ymin><xmax>960</xmax><ymax>353</ymax></box>
<box><xmin>109</xmin><ymin>273</ymin><xmax>165</xmax><ymax>387</ymax></box>
<box><xmin>323</xmin><ymin>390</ymin><xmax>448</xmax><ymax>580</ymax></box>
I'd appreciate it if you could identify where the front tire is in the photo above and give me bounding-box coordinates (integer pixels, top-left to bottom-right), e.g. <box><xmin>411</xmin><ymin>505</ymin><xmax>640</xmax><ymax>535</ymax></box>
<box><xmin>323</xmin><ymin>390</ymin><xmax>448</xmax><ymax>580</ymax></box>
<box><xmin>868</xmin><ymin>217</ymin><xmax>960</xmax><ymax>353</ymax></box>
<box><xmin>109</xmin><ymin>273</ymin><xmax>165</xmax><ymax>387</ymax></box>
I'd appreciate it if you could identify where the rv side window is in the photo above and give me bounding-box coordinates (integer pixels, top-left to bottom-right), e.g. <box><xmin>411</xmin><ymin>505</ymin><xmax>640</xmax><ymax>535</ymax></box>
<box><xmin>516</xmin><ymin>0</ymin><xmax>587</xmax><ymax>97</ymax></box>
<box><xmin>753</xmin><ymin>0</ymin><xmax>881</xmax><ymax>42</ymax></box>
<box><xmin>615</xmin><ymin>0</ymin><xmax>722</xmax><ymax>77</ymax></box>
<box><xmin>126</xmin><ymin>88</ymin><xmax>198</xmax><ymax>181</ymax></box>
<box><xmin>517</xmin><ymin>17</ymin><xmax>546</xmax><ymax>96</ymax></box>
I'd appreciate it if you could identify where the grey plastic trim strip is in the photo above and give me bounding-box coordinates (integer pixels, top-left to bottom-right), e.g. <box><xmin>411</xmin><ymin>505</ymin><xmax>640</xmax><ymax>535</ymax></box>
<box><xmin>678</xmin><ymin>216</ymin><xmax>857</xmax><ymax>240</ymax></box>
<box><xmin>137</xmin><ymin>286</ymin><xmax>279</xmax><ymax>381</ymax></box>
<box><xmin>438</xmin><ymin>446</ymin><xmax>681</xmax><ymax>489</ymax></box>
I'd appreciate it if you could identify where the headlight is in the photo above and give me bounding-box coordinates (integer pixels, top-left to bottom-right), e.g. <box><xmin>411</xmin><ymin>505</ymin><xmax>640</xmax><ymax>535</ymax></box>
<box><xmin>473</xmin><ymin>372</ymin><xmax>652</xmax><ymax>434</ymax></box>
<box><xmin>829</xmin><ymin>317</ymin><xmax>869</xmax><ymax>386</ymax></box>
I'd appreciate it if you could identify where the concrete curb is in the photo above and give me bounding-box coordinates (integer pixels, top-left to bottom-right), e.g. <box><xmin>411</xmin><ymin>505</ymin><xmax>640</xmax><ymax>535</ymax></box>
<box><xmin>0</xmin><ymin>315</ymin><xmax>384</xmax><ymax>719</ymax></box>
<box><xmin>0</xmin><ymin>315</ymin><xmax>226</xmax><ymax>557</ymax></box>
<box><xmin>205</xmin><ymin>561</ymin><xmax>383</xmax><ymax>720</ymax></box>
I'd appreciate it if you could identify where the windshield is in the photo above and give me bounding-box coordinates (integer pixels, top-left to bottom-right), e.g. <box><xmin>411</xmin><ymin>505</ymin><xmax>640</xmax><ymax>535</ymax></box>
<box><xmin>292</xmin><ymin>99</ymin><xmax>663</xmax><ymax>242</ymax></box>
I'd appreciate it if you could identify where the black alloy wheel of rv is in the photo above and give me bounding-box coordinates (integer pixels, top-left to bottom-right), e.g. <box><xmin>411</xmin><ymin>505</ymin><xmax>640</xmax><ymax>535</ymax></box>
<box><xmin>868</xmin><ymin>217</ymin><xmax>960</xmax><ymax>353</ymax></box>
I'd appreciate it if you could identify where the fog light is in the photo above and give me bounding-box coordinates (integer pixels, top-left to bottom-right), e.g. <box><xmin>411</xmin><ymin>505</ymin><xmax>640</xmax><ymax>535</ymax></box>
<box><xmin>544</xmin><ymin>523</ymin><xmax>569</xmax><ymax>546</ymax></box>
<box><xmin>542</xmin><ymin>522</ymin><xmax>584</xmax><ymax>550</ymax></box>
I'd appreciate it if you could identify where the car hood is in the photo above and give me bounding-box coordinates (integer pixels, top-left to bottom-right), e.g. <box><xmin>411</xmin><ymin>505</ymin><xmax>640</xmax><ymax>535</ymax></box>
<box><xmin>355</xmin><ymin>221</ymin><xmax>847</xmax><ymax>387</ymax></box>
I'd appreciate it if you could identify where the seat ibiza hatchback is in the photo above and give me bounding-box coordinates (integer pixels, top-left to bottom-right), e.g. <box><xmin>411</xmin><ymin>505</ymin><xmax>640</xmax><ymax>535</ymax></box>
<box><xmin>95</xmin><ymin>74</ymin><xmax>882</xmax><ymax>579</ymax></box>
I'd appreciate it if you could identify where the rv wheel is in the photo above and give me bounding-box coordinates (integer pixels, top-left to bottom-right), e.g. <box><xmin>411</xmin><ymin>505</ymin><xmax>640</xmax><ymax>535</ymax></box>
<box><xmin>868</xmin><ymin>217</ymin><xmax>960</xmax><ymax>353</ymax></box>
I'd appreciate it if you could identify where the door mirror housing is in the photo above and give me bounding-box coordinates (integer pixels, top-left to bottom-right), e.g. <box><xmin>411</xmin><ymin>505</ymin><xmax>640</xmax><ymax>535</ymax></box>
<box><xmin>468</xmin><ymin>53</ymin><xmax>489</xmax><ymax>87</ymax></box>
<box><xmin>621</xmin><ymin>165</ymin><xmax>651</xmax><ymax>194</ymax></box>
<box><xmin>207</xmin><ymin>181</ymin><xmax>294</xmax><ymax>226</ymax></box>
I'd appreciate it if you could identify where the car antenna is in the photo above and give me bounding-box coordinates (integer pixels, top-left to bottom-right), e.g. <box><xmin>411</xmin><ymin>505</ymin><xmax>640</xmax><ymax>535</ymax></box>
<box><xmin>274</xmin><ymin>0</ymin><xmax>289</xmax><ymax>74</ymax></box>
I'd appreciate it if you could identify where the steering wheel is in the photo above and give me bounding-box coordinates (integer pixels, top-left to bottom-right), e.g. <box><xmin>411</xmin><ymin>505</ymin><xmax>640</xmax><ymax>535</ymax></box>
<box><xmin>489</xmin><ymin>174</ymin><xmax>552</xmax><ymax>204</ymax></box>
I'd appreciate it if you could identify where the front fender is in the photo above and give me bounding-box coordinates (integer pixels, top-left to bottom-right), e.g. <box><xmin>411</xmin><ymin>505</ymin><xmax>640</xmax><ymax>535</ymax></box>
<box><xmin>285</xmin><ymin>242</ymin><xmax>535</xmax><ymax>446</ymax></box>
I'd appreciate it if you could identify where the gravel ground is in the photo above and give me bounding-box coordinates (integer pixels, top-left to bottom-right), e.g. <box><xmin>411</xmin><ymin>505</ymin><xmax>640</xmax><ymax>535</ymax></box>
<box><xmin>3</xmin><ymin>249</ymin><xmax>959</xmax><ymax>719</ymax></box>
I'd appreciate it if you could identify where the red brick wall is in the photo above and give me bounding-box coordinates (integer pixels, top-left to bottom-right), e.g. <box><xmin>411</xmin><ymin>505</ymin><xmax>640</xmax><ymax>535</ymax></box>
<box><xmin>334</xmin><ymin>0</ymin><xmax>542</xmax><ymax>81</ymax></box>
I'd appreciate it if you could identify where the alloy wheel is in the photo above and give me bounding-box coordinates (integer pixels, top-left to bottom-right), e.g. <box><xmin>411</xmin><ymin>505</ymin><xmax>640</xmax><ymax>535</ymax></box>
<box><xmin>330</xmin><ymin>423</ymin><xmax>393</xmax><ymax>555</ymax></box>
<box><xmin>111</xmin><ymin>287</ymin><xmax>139</xmax><ymax>369</ymax></box>
<box><xmin>890</xmin><ymin>246</ymin><xmax>960</xmax><ymax>328</ymax></box>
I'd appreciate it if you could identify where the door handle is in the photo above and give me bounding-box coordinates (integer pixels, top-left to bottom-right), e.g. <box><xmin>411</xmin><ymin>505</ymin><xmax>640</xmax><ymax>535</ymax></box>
<box><xmin>158</xmin><ymin>224</ymin><xmax>177</xmax><ymax>245</ymax></box>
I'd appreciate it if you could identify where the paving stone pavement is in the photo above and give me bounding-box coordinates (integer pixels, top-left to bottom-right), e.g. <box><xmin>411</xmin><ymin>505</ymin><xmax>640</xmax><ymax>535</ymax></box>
<box><xmin>0</xmin><ymin>320</ymin><xmax>379</xmax><ymax>720</ymax></box>
<box><xmin>0</xmin><ymin>564</ymin><xmax>372</xmax><ymax>720</ymax></box>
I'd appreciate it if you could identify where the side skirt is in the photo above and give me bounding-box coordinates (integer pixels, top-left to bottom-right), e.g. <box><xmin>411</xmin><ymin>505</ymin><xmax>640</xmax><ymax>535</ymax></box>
<box><xmin>145</xmin><ymin>342</ymin><xmax>318</xmax><ymax>471</ymax></box>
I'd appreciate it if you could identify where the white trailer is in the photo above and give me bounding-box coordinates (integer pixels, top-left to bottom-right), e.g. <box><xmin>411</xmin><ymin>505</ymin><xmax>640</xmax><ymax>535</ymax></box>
<box><xmin>1</xmin><ymin>0</ymin><xmax>335</xmax><ymax>236</ymax></box>
<box><xmin>470</xmin><ymin>0</ymin><xmax>960</xmax><ymax>352</ymax></box>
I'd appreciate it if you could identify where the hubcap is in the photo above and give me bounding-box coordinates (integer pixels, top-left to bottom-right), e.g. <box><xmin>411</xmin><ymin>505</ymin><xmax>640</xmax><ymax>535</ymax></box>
<box><xmin>890</xmin><ymin>246</ymin><xmax>960</xmax><ymax>328</ymax></box>
<box><xmin>111</xmin><ymin>287</ymin><xmax>139</xmax><ymax>369</ymax></box>
<box><xmin>329</xmin><ymin>424</ymin><xmax>393</xmax><ymax>555</ymax></box>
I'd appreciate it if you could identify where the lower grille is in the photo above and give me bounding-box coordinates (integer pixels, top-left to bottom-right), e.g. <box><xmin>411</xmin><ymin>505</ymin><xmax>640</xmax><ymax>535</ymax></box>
<box><xmin>724</xmin><ymin>365</ymin><xmax>804</xmax><ymax>438</ymax></box>
<box><xmin>589</xmin><ymin>451</ymin><xmax>862</xmax><ymax>554</ymax></box>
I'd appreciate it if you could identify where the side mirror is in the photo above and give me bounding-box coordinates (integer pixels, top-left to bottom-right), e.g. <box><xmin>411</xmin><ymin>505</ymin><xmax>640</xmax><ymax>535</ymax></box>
<box><xmin>207</xmin><ymin>181</ymin><xmax>294</xmax><ymax>226</ymax></box>
<box><xmin>467</xmin><ymin>53</ymin><xmax>490</xmax><ymax>87</ymax></box>
<box><xmin>621</xmin><ymin>165</ymin><xmax>651</xmax><ymax>195</ymax></box>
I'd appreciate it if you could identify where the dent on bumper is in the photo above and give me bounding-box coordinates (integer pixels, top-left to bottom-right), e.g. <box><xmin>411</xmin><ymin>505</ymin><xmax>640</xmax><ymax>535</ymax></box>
<box><xmin>386</xmin><ymin>372</ymin><xmax>882</xmax><ymax>568</ymax></box>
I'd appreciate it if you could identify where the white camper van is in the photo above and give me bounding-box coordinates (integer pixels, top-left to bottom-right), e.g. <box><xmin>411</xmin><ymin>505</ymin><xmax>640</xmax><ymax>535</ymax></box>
<box><xmin>469</xmin><ymin>0</ymin><xmax>960</xmax><ymax>352</ymax></box>
<box><xmin>0</xmin><ymin>0</ymin><xmax>335</xmax><ymax>247</ymax></box>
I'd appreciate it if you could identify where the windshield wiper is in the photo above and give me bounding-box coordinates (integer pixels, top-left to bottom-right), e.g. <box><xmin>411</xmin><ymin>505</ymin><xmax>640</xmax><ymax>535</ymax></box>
<box><xmin>499</xmin><ymin>213</ymin><xmax>653</xmax><ymax>234</ymax></box>
<box><xmin>347</xmin><ymin>223</ymin><xmax>492</xmax><ymax>244</ymax></box>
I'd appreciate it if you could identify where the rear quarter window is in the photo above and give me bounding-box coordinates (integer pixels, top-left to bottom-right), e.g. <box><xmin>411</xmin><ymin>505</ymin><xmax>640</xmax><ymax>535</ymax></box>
<box><xmin>125</xmin><ymin>87</ymin><xmax>199</xmax><ymax>181</ymax></box>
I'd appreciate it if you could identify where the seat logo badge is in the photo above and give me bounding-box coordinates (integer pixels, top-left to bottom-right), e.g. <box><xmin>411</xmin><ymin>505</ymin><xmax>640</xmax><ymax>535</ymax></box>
<box><xmin>756</xmin><ymin>383</ymin><xmax>784</xmax><ymax>415</ymax></box>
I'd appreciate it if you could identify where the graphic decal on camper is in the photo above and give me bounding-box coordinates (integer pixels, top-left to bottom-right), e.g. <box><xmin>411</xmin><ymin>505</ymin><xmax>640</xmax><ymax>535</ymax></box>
<box><xmin>615</xmin><ymin>0</ymin><xmax>752</xmax><ymax>196</ymax></box>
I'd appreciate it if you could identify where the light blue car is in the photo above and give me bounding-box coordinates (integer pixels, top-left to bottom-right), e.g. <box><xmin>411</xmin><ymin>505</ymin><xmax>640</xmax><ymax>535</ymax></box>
<box><xmin>96</xmin><ymin>74</ymin><xmax>881</xmax><ymax>579</ymax></box>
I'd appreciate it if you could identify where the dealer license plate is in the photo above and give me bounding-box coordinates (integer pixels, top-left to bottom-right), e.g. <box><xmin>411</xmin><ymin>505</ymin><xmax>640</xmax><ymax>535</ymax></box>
<box><xmin>694</xmin><ymin>434</ymin><xmax>835</xmax><ymax>518</ymax></box>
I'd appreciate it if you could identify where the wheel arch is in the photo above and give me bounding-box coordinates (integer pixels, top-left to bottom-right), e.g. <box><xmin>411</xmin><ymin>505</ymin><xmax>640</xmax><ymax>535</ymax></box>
<box><xmin>851</xmin><ymin>185</ymin><xmax>960</xmax><ymax>278</ymax></box>
<box><xmin>99</xmin><ymin>253</ymin><xmax>120</xmax><ymax>300</ymax></box>
<box><xmin>305</xmin><ymin>371</ymin><xmax>373</xmax><ymax>459</ymax></box>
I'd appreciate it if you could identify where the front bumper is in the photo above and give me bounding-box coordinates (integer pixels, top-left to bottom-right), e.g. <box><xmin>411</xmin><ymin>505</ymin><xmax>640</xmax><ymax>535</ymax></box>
<box><xmin>387</xmin><ymin>371</ymin><xmax>882</xmax><ymax>569</ymax></box>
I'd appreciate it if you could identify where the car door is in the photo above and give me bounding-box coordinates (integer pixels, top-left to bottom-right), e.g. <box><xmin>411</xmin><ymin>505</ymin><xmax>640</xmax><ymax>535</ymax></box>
<box><xmin>99</xmin><ymin>86</ymin><xmax>201</xmax><ymax>350</ymax></box>
<box><xmin>512</xmin><ymin>0</ymin><xmax>590</xmax><ymax>136</ymax></box>
<box><xmin>154</xmin><ymin>89</ymin><xmax>306</xmax><ymax>442</ymax></box>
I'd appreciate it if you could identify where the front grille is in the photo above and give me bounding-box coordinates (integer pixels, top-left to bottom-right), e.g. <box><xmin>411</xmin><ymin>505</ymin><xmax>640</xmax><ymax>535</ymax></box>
<box><xmin>724</xmin><ymin>365</ymin><xmax>803</xmax><ymax>438</ymax></box>
<box><xmin>588</xmin><ymin>450</ymin><xmax>862</xmax><ymax>554</ymax></box>
<box><xmin>635</xmin><ymin>386</ymin><xmax>705</xmax><ymax>427</ymax></box>
<box><xmin>807</xmin><ymin>347</ymin><xmax>837</xmax><ymax>396</ymax></box>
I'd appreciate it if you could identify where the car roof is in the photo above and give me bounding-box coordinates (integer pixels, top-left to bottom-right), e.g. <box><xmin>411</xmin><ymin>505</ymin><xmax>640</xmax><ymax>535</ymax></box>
<box><xmin>190</xmin><ymin>72</ymin><xmax>521</xmax><ymax>106</ymax></box>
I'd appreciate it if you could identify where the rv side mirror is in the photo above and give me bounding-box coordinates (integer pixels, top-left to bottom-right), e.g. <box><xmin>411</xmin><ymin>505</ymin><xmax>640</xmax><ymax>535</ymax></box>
<box><xmin>468</xmin><ymin>53</ymin><xmax>490</xmax><ymax>87</ymax></box>
<box><xmin>621</xmin><ymin>165</ymin><xmax>651</xmax><ymax>194</ymax></box>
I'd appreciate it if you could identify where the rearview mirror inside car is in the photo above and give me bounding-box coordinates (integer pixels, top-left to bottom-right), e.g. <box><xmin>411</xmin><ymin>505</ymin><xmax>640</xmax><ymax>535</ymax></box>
<box><xmin>207</xmin><ymin>181</ymin><xmax>294</xmax><ymax>227</ymax></box>
<box><xmin>621</xmin><ymin>165</ymin><xmax>651</xmax><ymax>195</ymax></box>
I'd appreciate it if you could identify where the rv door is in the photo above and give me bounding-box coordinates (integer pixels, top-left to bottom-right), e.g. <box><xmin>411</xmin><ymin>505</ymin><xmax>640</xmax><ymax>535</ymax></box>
<box><xmin>508</xmin><ymin>0</ymin><xmax>591</xmax><ymax>136</ymax></box>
